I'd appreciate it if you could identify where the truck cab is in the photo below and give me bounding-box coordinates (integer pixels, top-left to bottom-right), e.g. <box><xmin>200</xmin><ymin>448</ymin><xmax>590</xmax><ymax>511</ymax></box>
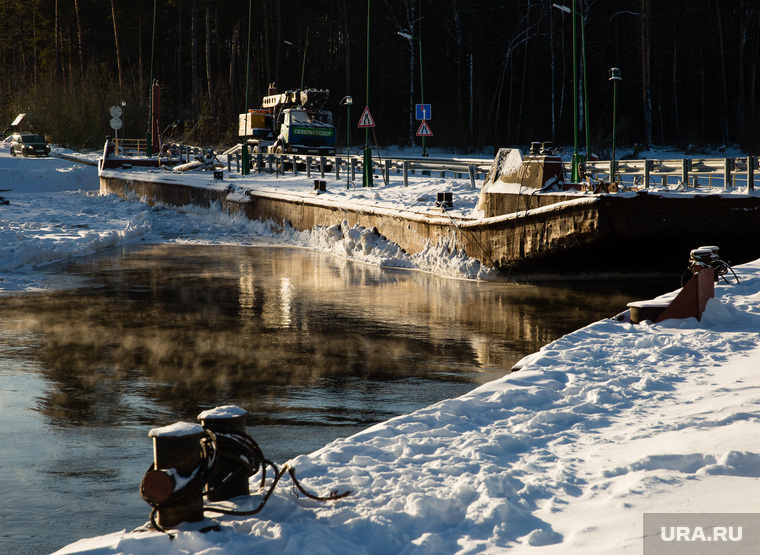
<box><xmin>239</xmin><ymin>87</ymin><xmax>336</xmax><ymax>156</ymax></box>
<box><xmin>277</xmin><ymin>108</ymin><xmax>335</xmax><ymax>156</ymax></box>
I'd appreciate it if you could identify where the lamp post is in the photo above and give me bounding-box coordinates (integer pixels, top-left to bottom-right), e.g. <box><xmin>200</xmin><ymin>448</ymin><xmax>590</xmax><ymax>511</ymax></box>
<box><xmin>148</xmin><ymin>0</ymin><xmax>157</xmax><ymax>157</ymax></box>
<box><xmin>609</xmin><ymin>67</ymin><xmax>622</xmax><ymax>183</ymax></box>
<box><xmin>553</xmin><ymin>2</ymin><xmax>590</xmax><ymax>182</ymax></box>
<box><xmin>363</xmin><ymin>0</ymin><xmax>373</xmax><ymax>187</ymax></box>
<box><xmin>241</xmin><ymin>0</ymin><xmax>253</xmax><ymax>175</ymax></box>
<box><xmin>341</xmin><ymin>96</ymin><xmax>353</xmax><ymax>189</ymax></box>
<box><xmin>398</xmin><ymin>30</ymin><xmax>428</xmax><ymax>157</ymax></box>
<box><xmin>284</xmin><ymin>29</ymin><xmax>309</xmax><ymax>90</ymax></box>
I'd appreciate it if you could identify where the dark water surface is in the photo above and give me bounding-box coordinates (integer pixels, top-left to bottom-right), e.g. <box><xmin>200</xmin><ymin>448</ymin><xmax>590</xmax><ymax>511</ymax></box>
<box><xmin>0</xmin><ymin>244</ymin><xmax>674</xmax><ymax>554</ymax></box>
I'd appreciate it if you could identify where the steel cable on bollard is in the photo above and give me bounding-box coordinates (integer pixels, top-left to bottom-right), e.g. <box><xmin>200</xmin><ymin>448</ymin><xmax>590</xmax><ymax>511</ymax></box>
<box><xmin>139</xmin><ymin>425</ymin><xmax>351</xmax><ymax>537</ymax></box>
<box><xmin>681</xmin><ymin>246</ymin><xmax>740</xmax><ymax>287</ymax></box>
<box><xmin>139</xmin><ymin>430</ymin><xmax>218</xmax><ymax>535</ymax></box>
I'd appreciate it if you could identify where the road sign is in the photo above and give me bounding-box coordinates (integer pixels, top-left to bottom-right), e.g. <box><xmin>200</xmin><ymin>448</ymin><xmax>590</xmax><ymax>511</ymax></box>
<box><xmin>109</xmin><ymin>105</ymin><xmax>123</xmax><ymax>118</ymax></box>
<box><xmin>415</xmin><ymin>104</ymin><xmax>431</xmax><ymax>121</ymax></box>
<box><xmin>416</xmin><ymin>121</ymin><xmax>433</xmax><ymax>137</ymax></box>
<box><xmin>110</xmin><ymin>117</ymin><xmax>123</xmax><ymax>130</ymax></box>
<box><xmin>358</xmin><ymin>106</ymin><xmax>375</xmax><ymax>128</ymax></box>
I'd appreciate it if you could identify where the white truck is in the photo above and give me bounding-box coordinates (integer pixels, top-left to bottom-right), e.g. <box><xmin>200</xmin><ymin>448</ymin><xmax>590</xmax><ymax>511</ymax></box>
<box><xmin>239</xmin><ymin>87</ymin><xmax>336</xmax><ymax>156</ymax></box>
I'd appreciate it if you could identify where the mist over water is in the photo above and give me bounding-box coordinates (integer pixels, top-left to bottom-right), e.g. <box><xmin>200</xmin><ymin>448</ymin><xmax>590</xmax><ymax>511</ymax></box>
<box><xmin>0</xmin><ymin>244</ymin><xmax>672</xmax><ymax>554</ymax></box>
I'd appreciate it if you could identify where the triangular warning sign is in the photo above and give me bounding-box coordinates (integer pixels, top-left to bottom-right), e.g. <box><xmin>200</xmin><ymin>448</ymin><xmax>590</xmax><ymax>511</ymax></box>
<box><xmin>416</xmin><ymin>121</ymin><xmax>433</xmax><ymax>137</ymax></box>
<box><xmin>358</xmin><ymin>106</ymin><xmax>375</xmax><ymax>128</ymax></box>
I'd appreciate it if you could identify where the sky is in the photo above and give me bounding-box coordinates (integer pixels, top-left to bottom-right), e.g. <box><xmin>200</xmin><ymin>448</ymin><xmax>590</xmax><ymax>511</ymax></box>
<box><xmin>2</xmin><ymin>144</ymin><xmax>759</xmax><ymax>554</ymax></box>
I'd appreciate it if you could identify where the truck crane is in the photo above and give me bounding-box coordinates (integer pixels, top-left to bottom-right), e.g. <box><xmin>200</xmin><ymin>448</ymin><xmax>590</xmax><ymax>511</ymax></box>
<box><xmin>239</xmin><ymin>85</ymin><xmax>336</xmax><ymax>157</ymax></box>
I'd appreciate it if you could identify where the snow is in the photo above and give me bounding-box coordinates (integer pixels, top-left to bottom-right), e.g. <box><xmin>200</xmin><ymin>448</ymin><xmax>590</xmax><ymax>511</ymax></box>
<box><xmin>2</xmin><ymin>145</ymin><xmax>759</xmax><ymax>554</ymax></box>
<box><xmin>198</xmin><ymin>405</ymin><xmax>250</xmax><ymax>421</ymax></box>
<box><xmin>149</xmin><ymin>422</ymin><xmax>205</xmax><ymax>439</ymax></box>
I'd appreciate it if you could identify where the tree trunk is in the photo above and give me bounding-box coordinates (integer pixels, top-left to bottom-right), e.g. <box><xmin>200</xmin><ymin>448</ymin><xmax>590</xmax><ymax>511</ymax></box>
<box><xmin>672</xmin><ymin>33</ymin><xmax>679</xmax><ymax>140</ymax></box>
<box><xmin>229</xmin><ymin>20</ymin><xmax>240</xmax><ymax>96</ymax></box>
<box><xmin>344</xmin><ymin>0</ymin><xmax>350</xmax><ymax>95</ymax></box>
<box><xmin>206</xmin><ymin>4</ymin><xmax>213</xmax><ymax>103</ymax></box>
<box><xmin>714</xmin><ymin>0</ymin><xmax>730</xmax><ymax>145</ymax></box>
<box><xmin>191</xmin><ymin>0</ymin><xmax>200</xmax><ymax>117</ymax></box>
<box><xmin>640</xmin><ymin>0</ymin><xmax>652</xmax><ymax>148</ymax></box>
<box><xmin>111</xmin><ymin>0</ymin><xmax>124</xmax><ymax>94</ymax></box>
<box><xmin>73</xmin><ymin>0</ymin><xmax>85</xmax><ymax>77</ymax></box>
<box><xmin>700</xmin><ymin>45</ymin><xmax>706</xmax><ymax>142</ymax></box>
<box><xmin>736</xmin><ymin>8</ymin><xmax>745</xmax><ymax>146</ymax></box>
<box><xmin>750</xmin><ymin>10</ymin><xmax>760</xmax><ymax>146</ymax></box>
<box><xmin>263</xmin><ymin>0</ymin><xmax>271</xmax><ymax>86</ymax></box>
<box><xmin>549</xmin><ymin>7</ymin><xmax>556</xmax><ymax>139</ymax></box>
<box><xmin>177</xmin><ymin>4</ymin><xmax>184</xmax><ymax>114</ymax></box>
<box><xmin>138</xmin><ymin>5</ymin><xmax>143</xmax><ymax>102</ymax></box>
<box><xmin>515</xmin><ymin>0</ymin><xmax>531</xmax><ymax>142</ymax></box>
<box><xmin>54</xmin><ymin>0</ymin><xmax>62</xmax><ymax>81</ymax></box>
<box><xmin>274</xmin><ymin>0</ymin><xmax>282</xmax><ymax>87</ymax></box>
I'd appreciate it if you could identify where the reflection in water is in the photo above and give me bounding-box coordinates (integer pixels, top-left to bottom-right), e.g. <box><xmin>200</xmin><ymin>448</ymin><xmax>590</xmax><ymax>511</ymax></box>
<box><xmin>0</xmin><ymin>244</ymin><xmax>674</xmax><ymax>554</ymax></box>
<box><xmin>4</xmin><ymin>244</ymin><xmax>671</xmax><ymax>430</ymax></box>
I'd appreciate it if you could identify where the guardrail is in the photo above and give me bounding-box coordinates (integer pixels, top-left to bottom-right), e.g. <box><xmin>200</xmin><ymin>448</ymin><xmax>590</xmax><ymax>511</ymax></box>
<box><xmin>584</xmin><ymin>156</ymin><xmax>757</xmax><ymax>191</ymax></box>
<box><xmin>224</xmin><ymin>148</ymin><xmax>492</xmax><ymax>188</ymax></box>
<box><xmin>180</xmin><ymin>142</ymin><xmax>758</xmax><ymax>193</ymax></box>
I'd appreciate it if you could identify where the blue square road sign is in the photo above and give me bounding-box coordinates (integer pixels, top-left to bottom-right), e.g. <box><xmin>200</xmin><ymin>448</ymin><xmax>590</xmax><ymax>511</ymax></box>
<box><xmin>415</xmin><ymin>104</ymin><xmax>431</xmax><ymax>121</ymax></box>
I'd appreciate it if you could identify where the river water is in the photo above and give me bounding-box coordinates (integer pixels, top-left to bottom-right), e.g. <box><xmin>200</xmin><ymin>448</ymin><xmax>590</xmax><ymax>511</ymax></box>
<box><xmin>0</xmin><ymin>244</ymin><xmax>673</xmax><ymax>554</ymax></box>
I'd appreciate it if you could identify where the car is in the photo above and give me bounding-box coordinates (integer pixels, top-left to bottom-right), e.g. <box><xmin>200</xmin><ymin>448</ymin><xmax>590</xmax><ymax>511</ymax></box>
<box><xmin>10</xmin><ymin>133</ymin><xmax>50</xmax><ymax>157</ymax></box>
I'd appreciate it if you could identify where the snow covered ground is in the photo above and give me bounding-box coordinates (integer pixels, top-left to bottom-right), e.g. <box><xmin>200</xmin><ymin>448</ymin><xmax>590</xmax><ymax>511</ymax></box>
<box><xmin>2</xmin><ymin>145</ymin><xmax>759</xmax><ymax>554</ymax></box>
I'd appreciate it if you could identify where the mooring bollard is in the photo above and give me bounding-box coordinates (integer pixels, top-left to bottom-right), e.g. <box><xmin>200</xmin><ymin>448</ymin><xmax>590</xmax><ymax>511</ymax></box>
<box><xmin>140</xmin><ymin>422</ymin><xmax>206</xmax><ymax>528</ymax></box>
<box><xmin>197</xmin><ymin>405</ymin><xmax>251</xmax><ymax>501</ymax></box>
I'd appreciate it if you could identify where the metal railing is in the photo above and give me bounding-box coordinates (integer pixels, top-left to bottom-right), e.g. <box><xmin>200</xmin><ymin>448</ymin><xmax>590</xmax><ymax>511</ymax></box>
<box><xmin>584</xmin><ymin>156</ymin><xmax>756</xmax><ymax>191</ymax></box>
<box><xmin>224</xmin><ymin>147</ymin><xmax>492</xmax><ymax>188</ymax></box>
<box><xmin>114</xmin><ymin>138</ymin><xmax>148</xmax><ymax>157</ymax></box>
<box><xmin>179</xmin><ymin>142</ymin><xmax>758</xmax><ymax>194</ymax></box>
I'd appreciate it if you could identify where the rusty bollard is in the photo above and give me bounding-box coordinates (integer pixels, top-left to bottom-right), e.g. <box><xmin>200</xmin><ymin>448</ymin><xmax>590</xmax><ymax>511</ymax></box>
<box><xmin>140</xmin><ymin>422</ymin><xmax>206</xmax><ymax>528</ymax></box>
<box><xmin>198</xmin><ymin>405</ymin><xmax>251</xmax><ymax>501</ymax></box>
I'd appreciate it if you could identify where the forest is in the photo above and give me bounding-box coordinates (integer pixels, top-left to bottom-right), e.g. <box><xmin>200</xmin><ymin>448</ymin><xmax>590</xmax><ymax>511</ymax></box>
<box><xmin>0</xmin><ymin>0</ymin><xmax>758</xmax><ymax>155</ymax></box>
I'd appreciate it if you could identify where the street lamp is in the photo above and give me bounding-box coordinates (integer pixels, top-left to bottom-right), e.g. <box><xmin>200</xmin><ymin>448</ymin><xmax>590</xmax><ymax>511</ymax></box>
<box><xmin>397</xmin><ymin>30</ymin><xmax>428</xmax><ymax>157</ymax></box>
<box><xmin>609</xmin><ymin>67</ymin><xmax>622</xmax><ymax>183</ymax></box>
<box><xmin>363</xmin><ymin>0</ymin><xmax>373</xmax><ymax>187</ymax></box>
<box><xmin>553</xmin><ymin>2</ymin><xmax>590</xmax><ymax>182</ymax></box>
<box><xmin>284</xmin><ymin>30</ymin><xmax>308</xmax><ymax>90</ymax></box>
<box><xmin>241</xmin><ymin>0</ymin><xmax>253</xmax><ymax>175</ymax></box>
<box><xmin>341</xmin><ymin>96</ymin><xmax>353</xmax><ymax>189</ymax></box>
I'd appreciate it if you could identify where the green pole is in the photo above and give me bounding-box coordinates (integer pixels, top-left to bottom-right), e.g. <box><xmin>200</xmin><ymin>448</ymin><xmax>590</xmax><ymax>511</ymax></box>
<box><xmin>609</xmin><ymin>67</ymin><xmax>622</xmax><ymax>183</ymax></box>
<box><xmin>148</xmin><ymin>0</ymin><xmax>156</xmax><ymax>157</ymax></box>
<box><xmin>342</xmin><ymin>97</ymin><xmax>352</xmax><ymax>189</ymax></box>
<box><xmin>418</xmin><ymin>37</ymin><xmax>428</xmax><ymax>157</ymax></box>
<box><xmin>571</xmin><ymin>0</ymin><xmax>580</xmax><ymax>182</ymax></box>
<box><xmin>580</xmin><ymin>9</ymin><xmax>591</xmax><ymax>165</ymax></box>
<box><xmin>347</xmin><ymin>102</ymin><xmax>351</xmax><ymax>189</ymax></box>
<box><xmin>241</xmin><ymin>0</ymin><xmax>252</xmax><ymax>175</ymax></box>
<box><xmin>363</xmin><ymin>0</ymin><xmax>373</xmax><ymax>187</ymax></box>
<box><xmin>612</xmin><ymin>79</ymin><xmax>618</xmax><ymax>181</ymax></box>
